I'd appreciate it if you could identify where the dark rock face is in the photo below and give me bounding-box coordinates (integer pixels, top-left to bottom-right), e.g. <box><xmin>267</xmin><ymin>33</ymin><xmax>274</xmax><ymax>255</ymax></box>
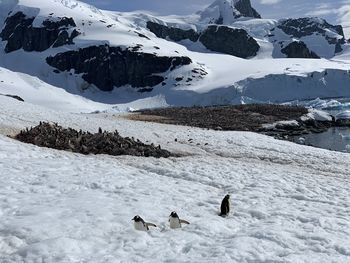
<box><xmin>147</xmin><ymin>21</ymin><xmax>199</xmax><ymax>42</ymax></box>
<box><xmin>0</xmin><ymin>12</ymin><xmax>80</xmax><ymax>53</ymax></box>
<box><xmin>46</xmin><ymin>45</ymin><xmax>192</xmax><ymax>91</ymax></box>
<box><xmin>234</xmin><ymin>0</ymin><xmax>261</xmax><ymax>19</ymax></box>
<box><xmin>0</xmin><ymin>94</ymin><xmax>24</xmax><ymax>102</ymax></box>
<box><xmin>199</xmin><ymin>25</ymin><xmax>259</xmax><ymax>58</ymax></box>
<box><xmin>14</xmin><ymin>122</ymin><xmax>173</xmax><ymax>158</ymax></box>
<box><xmin>278</xmin><ymin>18</ymin><xmax>344</xmax><ymax>38</ymax></box>
<box><xmin>199</xmin><ymin>0</ymin><xmax>261</xmax><ymax>24</ymax></box>
<box><xmin>146</xmin><ymin>21</ymin><xmax>259</xmax><ymax>58</ymax></box>
<box><xmin>277</xmin><ymin>18</ymin><xmax>345</xmax><ymax>53</ymax></box>
<box><xmin>281</xmin><ymin>41</ymin><xmax>320</xmax><ymax>59</ymax></box>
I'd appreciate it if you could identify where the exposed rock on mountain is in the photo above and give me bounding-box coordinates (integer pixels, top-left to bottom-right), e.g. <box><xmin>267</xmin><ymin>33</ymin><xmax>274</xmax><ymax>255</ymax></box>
<box><xmin>234</xmin><ymin>0</ymin><xmax>261</xmax><ymax>19</ymax></box>
<box><xmin>281</xmin><ymin>41</ymin><xmax>320</xmax><ymax>59</ymax></box>
<box><xmin>0</xmin><ymin>11</ymin><xmax>80</xmax><ymax>53</ymax></box>
<box><xmin>278</xmin><ymin>18</ymin><xmax>344</xmax><ymax>39</ymax></box>
<box><xmin>46</xmin><ymin>45</ymin><xmax>192</xmax><ymax>91</ymax></box>
<box><xmin>276</xmin><ymin>18</ymin><xmax>345</xmax><ymax>54</ymax></box>
<box><xmin>0</xmin><ymin>0</ymin><xmax>349</xmax><ymax>107</ymax></box>
<box><xmin>199</xmin><ymin>0</ymin><xmax>261</xmax><ymax>25</ymax></box>
<box><xmin>146</xmin><ymin>21</ymin><xmax>199</xmax><ymax>42</ymax></box>
<box><xmin>147</xmin><ymin>21</ymin><xmax>259</xmax><ymax>58</ymax></box>
<box><xmin>199</xmin><ymin>25</ymin><xmax>259</xmax><ymax>58</ymax></box>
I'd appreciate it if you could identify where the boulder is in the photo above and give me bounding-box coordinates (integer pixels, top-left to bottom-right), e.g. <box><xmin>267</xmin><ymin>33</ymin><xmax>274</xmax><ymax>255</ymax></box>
<box><xmin>199</xmin><ymin>25</ymin><xmax>259</xmax><ymax>58</ymax></box>
<box><xmin>281</xmin><ymin>41</ymin><xmax>320</xmax><ymax>59</ymax></box>
<box><xmin>46</xmin><ymin>45</ymin><xmax>192</xmax><ymax>91</ymax></box>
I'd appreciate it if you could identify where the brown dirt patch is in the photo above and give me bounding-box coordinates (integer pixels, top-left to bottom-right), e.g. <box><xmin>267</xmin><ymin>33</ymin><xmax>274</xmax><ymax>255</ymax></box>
<box><xmin>128</xmin><ymin>104</ymin><xmax>309</xmax><ymax>132</ymax></box>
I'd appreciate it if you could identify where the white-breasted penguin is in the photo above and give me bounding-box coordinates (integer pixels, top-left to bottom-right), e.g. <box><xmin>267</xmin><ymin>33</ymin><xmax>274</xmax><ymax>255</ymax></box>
<box><xmin>169</xmin><ymin>211</ymin><xmax>190</xmax><ymax>229</ymax></box>
<box><xmin>132</xmin><ymin>215</ymin><xmax>157</xmax><ymax>231</ymax></box>
<box><xmin>219</xmin><ymin>194</ymin><xmax>230</xmax><ymax>217</ymax></box>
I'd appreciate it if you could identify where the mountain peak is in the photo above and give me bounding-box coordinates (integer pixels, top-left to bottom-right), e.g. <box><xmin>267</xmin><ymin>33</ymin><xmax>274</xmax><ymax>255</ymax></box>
<box><xmin>198</xmin><ymin>0</ymin><xmax>261</xmax><ymax>25</ymax></box>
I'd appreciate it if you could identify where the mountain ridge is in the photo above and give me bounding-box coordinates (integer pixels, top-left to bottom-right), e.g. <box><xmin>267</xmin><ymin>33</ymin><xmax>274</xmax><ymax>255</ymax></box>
<box><xmin>0</xmin><ymin>0</ymin><xmax>349</xmax><ymax>112</ymax></box>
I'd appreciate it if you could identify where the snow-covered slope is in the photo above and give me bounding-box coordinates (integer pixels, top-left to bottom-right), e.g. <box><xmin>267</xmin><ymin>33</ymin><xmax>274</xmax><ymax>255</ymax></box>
<box><xmin>0</xmin><ymin>0</ymin><xmax>349</xmax><ymax>112</ymax></box>
<box><xmin>0</xmin><ymin>66</ymin><xmax>109</xmax><ymax>112</ymax></box>
<box><xmin>1</xmin><ymin>95</ymin><xmax>350</xmax><ymax>262</ymax></box>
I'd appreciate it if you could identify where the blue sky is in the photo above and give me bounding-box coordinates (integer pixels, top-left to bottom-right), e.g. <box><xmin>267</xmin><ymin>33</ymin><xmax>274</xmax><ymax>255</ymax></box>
<box><xmin>81</xmin><ymin>0</ymin><xmax>349</xmax><ymax>35</ymax></box>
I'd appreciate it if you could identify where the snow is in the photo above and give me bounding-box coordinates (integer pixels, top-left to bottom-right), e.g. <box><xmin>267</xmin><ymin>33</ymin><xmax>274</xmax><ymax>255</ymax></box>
<box><xmin>0</xmin><ymin>66</ymin><xmax>109</xmax><ymax>113</ymax></box>
<box><xmin>0</xmin><ymin>5</ymin><xmax>349</xmax><ymax>262</ymax></box>
<box><xmin>262</xmin><ymin>120</ymin><xmax>300</xmax><ymax>130</ymax></box>
<box><xmin>336</xmin><ymin>110</ymin><xmax>350</xmax><ymax>120</ymax></box>
<box><xmin>0</xmin><ymin>0</ymin><xmax>349</xmax><ymax>112</ymax></box>
<box><xmin>198</xmin><ymin>0</ymin><xmax>239</xmax><ymax>24</ymax></box>
<box><xmin>301</xmin><ymin>109</ymin><xmax>333</xmax><ymax>122</ymax></box>
<box><xmin>1</xmin><ymin>95</ymin><xmax>350</xmax><ymax>262</ymax></box>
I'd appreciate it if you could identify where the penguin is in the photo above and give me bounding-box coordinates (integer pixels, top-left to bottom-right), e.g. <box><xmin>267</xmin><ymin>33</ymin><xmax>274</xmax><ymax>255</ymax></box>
<box><xmin>169</xmin><ymin>211</ymin><xmax>190</xmax><ymax>229</ymax></box>
<box><xmin>132</xmin><ymin>215</ymin><xmax>157</xmax><ymax>231</ymax></box>
<box><xmin>219</xmin><ymin>194</ymin><xmax>230</xmax><ymax>217</ymax></box>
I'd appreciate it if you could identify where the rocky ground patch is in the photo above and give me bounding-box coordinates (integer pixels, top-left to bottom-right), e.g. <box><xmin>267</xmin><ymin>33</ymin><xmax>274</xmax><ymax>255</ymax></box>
<box><xmin>130</xmin><ymin>104</ymin><xmax>334</xmax><ymax>141</ymax></box>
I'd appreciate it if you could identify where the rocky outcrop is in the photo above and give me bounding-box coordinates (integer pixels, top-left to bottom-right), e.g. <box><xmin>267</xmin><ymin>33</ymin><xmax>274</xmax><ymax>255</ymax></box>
<box><xmin>199</xmin><ymin>25</ymin><xmax>259</xmax><ymax>58</ymax></box>
<box><xmin>14</xmin><ymin>122</ymin><xmax>172</xmax><ymax>158</ymax></box>
<box><xmin>0</xmin><ymin>11</ymin><xmax>80</xmax><ymax>53</ymax></box>
<box><xmin>277</xmin><ymin>17</ymin><xmax>345</xmax><ymax>53</ymax></box>
<box><xmin>234</xmin><ymin>0</ymin><xmax>261</xmax><ymax>19</ymax></box>
<box><xmin>198</xmin><ymin>0</ymin><xmax>261</xmax><ymax>25</ymax></box>
<box><xmin>0</xmin><ymin>94</ymin><xmax>24</xmax><ymax>102</ymax></box>
<box><xmin>46</xmin><ymin>45</ymin><xmax>192</xmax><ymax>91</ymax></box>
<box><xmin>281</xmin><ymin>41</ymin><xmax>320</xmax><ymax>59</ymax></box>
<box><xmin>278</xmin><ymin>18</ymin><xmax>344</xmax><ymax>39</ymax></box>
<box><xmin>147</xmin><ymin>21</ymin><xmax>199</xmax><ymax>42</ymax></box>
<box><xmin>261</xmin><ymin>117</ymin><xmax>334</xmax><ymax>140</ymax></box>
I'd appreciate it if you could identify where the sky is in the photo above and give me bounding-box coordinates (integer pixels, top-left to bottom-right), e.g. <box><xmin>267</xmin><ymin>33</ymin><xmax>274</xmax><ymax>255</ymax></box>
<box><xmin>81</xmin><ymin>0</ymin><xmax>350</xmax><ymax>36</ymax></box>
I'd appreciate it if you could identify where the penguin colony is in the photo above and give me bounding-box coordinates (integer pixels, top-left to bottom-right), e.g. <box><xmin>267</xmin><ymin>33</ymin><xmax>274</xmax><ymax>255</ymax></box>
<box><xmin>133</xmin><ymin>195</ymin><xmax>230</xmax><ymax>231</ymax></box>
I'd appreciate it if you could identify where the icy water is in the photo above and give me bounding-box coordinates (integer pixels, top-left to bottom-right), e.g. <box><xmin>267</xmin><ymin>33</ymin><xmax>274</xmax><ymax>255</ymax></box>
<box><xmin>290</xmin><ymin>98</ymin><xmax>350</xmax><ymax>153</ymax></box>
<box><xmin>294</xmin><ymin>127</ymin><xmax>350</xmax><ymax>153</ymax></box>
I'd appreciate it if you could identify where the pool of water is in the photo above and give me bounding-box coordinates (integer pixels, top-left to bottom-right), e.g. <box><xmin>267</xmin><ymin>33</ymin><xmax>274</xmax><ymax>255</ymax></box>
<box><xmin>293</xmin><ymin>127</ymin><xmax>350</xmax><ymax>153</ymax></box>
<box><xmin>289</xmin><ymin>97</ymin><xmax>350</xmax><ymax>153</ymax></box>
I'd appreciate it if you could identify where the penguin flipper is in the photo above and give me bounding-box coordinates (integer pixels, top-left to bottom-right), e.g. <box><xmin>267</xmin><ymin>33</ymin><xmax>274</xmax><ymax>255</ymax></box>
<box><xmin>180</xmin><ymin>219</ymin><xmax>190</xmax><ymax>225</ymax></box>
<box><xmin>146</xmin><ymin>222</ymin><xmax>157</xmax><ymax>228</ymax></box>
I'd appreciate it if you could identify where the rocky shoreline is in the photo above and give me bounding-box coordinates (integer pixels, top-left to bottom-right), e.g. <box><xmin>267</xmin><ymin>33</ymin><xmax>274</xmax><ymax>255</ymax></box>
<box><xmin>130</xmin><ymin>104</ymin><xmax>343</xmax><ymax>142</ymax></box>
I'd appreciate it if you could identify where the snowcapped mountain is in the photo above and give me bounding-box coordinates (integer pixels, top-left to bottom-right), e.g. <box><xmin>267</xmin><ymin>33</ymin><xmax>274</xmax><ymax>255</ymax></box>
<box><xmin>198</xmin><ymin>0</ymin><xmax>261</xmax><ymax>24</ymax></box>
<box><xmin>0</xmin><ymin>0</ymin><xmax>349</xmax><ymax>112</ymax></box>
